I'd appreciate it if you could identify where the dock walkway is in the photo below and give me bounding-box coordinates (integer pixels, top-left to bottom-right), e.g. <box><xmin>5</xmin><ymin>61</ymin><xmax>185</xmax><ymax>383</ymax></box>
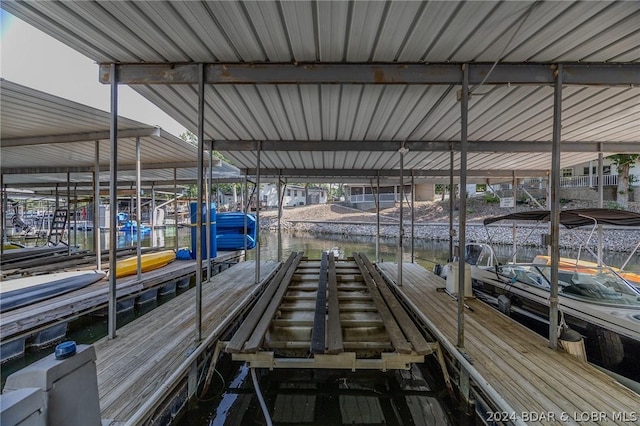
<box><xmin>0</xmin><ymin>251</ymin><xmax>243</xmax><ymax>345</ymax></box>
<box><xmin>95</xmin><ymin>260</ymin><xmax>279</xmax><ymax>424</ymax></box>
<box><xmin>377</xmin><ymin>262</ymin><xmax>640</xmax><ymax>425</ymax></box>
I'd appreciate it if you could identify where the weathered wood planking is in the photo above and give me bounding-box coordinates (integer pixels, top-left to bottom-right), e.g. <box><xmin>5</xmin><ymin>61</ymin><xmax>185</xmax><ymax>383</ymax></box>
<box><xmin>357</xmin><ymin>253</ymin><xmax>433</xmax><ymax>356</ymax></box>
<box><xmin>378</xmin><ymin>262</ymin><xmax>640</xmax><ymax>425</ymax></box>
<box><xmin>242</xmin><ymin>253</ymin><xmax>304</xmax><ymax>352</ymax></box>
<box><xmin>0</xmin><ymin>251</ymin><xmax>242</xmax><ymax>341</ymax></box>
<box><xmin>311</xmin><ymin>252</ymin><xmax>329</xmax><ymax>354</ymax></box>
<box><xmin>95</xmin><ymin>260</ymin><xmax>279</xmax><ymax>422</ymax></box>
<box><xmin>326</xmin><ymin>253</ymin><xmax>344</xmax><ymax>354</ymax></box>
<box><xmin>225</xmin><ymin>253</ymin><xmax>298</xmax><ymax>353</ymax></box>
<box><xmin>353</xmin><ymin>254</ymin><xmax>412</xmax><ymax>354</ymax></box>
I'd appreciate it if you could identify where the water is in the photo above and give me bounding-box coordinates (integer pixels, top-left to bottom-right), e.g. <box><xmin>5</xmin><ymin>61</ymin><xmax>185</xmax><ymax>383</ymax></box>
<box><xmin>180</xmin><ymin>359</ymin><xmax>455</xmax><ymax>426</ymax></box>
<box><xmin>249</xmin><ymin>230</ymin><xmax>638</xmax><ymax>273</ymax></box>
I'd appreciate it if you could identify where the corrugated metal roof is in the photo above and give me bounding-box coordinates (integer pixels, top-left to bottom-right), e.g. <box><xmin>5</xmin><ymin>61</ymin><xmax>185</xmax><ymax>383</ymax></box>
<box><xmin>2</xmin><ymin>1</ymin><xmax>639</xmax><ymax>181</ymax></box>
<box><xmin>1</xmin><ymin>79</ymin><xmax>240</xmax><ymax>187</ymax></box>
<box><xmin>6</xmin><ymin>1</ymin><xmax>637</xmax><ymax>63</ymax></box>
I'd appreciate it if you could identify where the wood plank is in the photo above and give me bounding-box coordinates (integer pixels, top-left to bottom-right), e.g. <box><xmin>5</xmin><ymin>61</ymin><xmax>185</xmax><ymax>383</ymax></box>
<box><xmin>358</xmin><ymin>253</ymin><xmax>434</xmax><ymax>356</ymax></box>
<box><xmin>376</xmin><ymin>262</ymin><xmax>640</xmax><ymax>424</ymax></box>
<box><xmin>352</xmin><ymin>253</ymin><xmax>412</xmax><ymax>354</ymax></box>
<box><xmin>242</xmin><ymin>252</ymin><xmax>304</xmax><ymax>352</ymax></box>
<box><xmin>326</xmin><ymin>252</ymin><xmax>344</xmax><ymax>354</ymax></box>
<box><xmin>311</xmin><ymin>252</ymin><xmax>328</xmax><ymax>354</ymax></box>
<box><xmin>225</xmin><ymin>253</ymin><xmax>297</xmax><ymax>353</ymax></box>
<box><xmin>95</xmin><ymin>261</ymin><xmax>279</xmax><ymax>421</ymax></box>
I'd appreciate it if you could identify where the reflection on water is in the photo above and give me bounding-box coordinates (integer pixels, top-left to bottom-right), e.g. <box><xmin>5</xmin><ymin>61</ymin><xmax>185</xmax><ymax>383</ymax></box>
<box><xmin>182</xmin><ymin>359</ymin><xmax>454</xmax><ymax>426</ymax></box>
<box><xmin>248</xmin><ymin>231</ymin><xmax>638</xmax><ymax>273</ymax></box>
<box><xmin>14</xmin><ymin>226</ymin><xmax>637</xmax><ymax>273</ymax></box>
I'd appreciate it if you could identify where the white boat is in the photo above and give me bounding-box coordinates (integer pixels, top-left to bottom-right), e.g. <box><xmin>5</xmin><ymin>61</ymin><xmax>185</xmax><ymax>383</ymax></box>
<box><xmin>445</xmin><ymin>208</ymin><xmax>640</xmax><ymax>369</ymax></box>
<box><xmin>470</xmin><ymin>258</ymin><xmax>640</xmax><ymax>368</ymax></box>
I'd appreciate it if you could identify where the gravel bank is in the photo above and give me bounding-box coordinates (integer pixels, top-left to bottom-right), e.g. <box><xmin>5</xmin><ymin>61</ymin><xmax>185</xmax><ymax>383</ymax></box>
<box><xmin>259</xmin><ymin>200</ymin><xmax>640</xmax><ymax>252</ymax></box>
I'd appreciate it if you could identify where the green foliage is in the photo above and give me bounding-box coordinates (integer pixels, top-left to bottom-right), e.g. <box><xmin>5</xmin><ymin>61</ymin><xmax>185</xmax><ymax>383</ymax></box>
<box><xmin>607</xmin><ymin>154</ymin><xmax>640</xmax><ymax>168</ymax></box>
<box><xmin>605</xmin><ymin>201</ymin><xmax>624</xmax><ymax>210</ymax></box>
<box><xmin>483</xmin><ymin>193</ymin><xmax>500</xmax><ymax>204</ymax></box>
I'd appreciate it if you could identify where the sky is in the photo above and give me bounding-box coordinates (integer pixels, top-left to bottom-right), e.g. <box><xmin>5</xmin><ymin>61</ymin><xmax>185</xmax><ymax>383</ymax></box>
<box><xmin>0</xmin><ymin>10</ymin><xmax>187</xmax><ymax>137</ymax></box>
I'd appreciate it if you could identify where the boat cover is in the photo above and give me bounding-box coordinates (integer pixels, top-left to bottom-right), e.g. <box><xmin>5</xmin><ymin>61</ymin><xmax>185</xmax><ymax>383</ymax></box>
<box><xmin>483</xmin><ymin>208</ymin><xmax>640</xmax><ymax>228</ymax></box>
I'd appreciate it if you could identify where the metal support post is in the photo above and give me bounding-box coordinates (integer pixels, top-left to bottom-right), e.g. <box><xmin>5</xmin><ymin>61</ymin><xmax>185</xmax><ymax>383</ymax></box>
<box><xmin>398</xmin><ymin>145</ymin><xmax>407</xmax><ymax>286</ymax></box>
<box><xmin>597</xmin><ymin>149</ymin><xmax>604</xmax><ymax>266</ymax></box>
<box><xmin>174</xmin><ymin>168</ymin><xmax>178</xmax><ymax>251</ymax></box>
<box><xmin>549</xmin><ymin>64</ymin><xmax>563</xmax><ymax>350</ymax></box>
<box><xmin>255</xmin><ymin>142</ymin><xmax>261</xmax><ymax>283</ymax></box>
<box><xmin>195</xmin><ymin>63</ymin><xmax>205</xmax><ymax>343</ymax></box>
<box><xmin>206</xmin><ymin>148</ymin><xmax>212</xmax><ymax>281</ymax></box>
<box><xmin>94</xmin><ymin>141</ymin><xmax>101</xmax><ymax>271</ymax></box>
<box><xmin>277</xmin><ymin>171</ymin><xmax>282</xmax><ymax>262</ymax></box>
<box><xmin>449</xmin><ymin>151</ymin><xmax>455</xmax><ymax>261</ymax></box>
<box><xmin>376</xmin><ymin>175</ymin><xmax>380</xmax><ymax>263</ymax></box>
<box><xmin>411</xmin><ymin>172</ymin><xmax>415</xmax><ymax>263</ymax></box>
<box><xmin>136</xmin><ymin>136</ymin><xmax>142</xmax><ymax>279</ymax></box>
<box><xmin>108</xmin><ymin>63</ymin><xmax>118</xmax><ymax>339</ymax></box>
<box><xmin>457</xmin><ymin>64</ymin><xmax>469</xmax><ymax>349</ymax></box>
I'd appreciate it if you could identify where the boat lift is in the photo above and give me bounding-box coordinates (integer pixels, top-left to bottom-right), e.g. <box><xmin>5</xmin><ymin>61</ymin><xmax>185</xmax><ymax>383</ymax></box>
<box><xmin>224</xmin><ymin>251</ymin><xmax>439</xmax><ymax>371</ymax></box>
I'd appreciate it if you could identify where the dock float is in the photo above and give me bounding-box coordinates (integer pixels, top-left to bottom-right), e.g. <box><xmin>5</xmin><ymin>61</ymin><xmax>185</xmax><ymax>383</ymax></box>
<box><xmin>0</xmin><ymin>251</ymin><xmax>244</xmax><ymax>362</ymax></box>
<box><xmin>377</xmin><ymin>261</ymin><xmax>640</xmax><ymax>425</ymax></box>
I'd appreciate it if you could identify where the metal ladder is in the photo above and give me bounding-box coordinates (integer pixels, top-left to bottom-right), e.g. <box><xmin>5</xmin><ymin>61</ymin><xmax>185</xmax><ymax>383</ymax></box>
<box><xmin>47</xmin><ymin>208</ymin><xmax>69</xmax><ymax>246</ymax></box>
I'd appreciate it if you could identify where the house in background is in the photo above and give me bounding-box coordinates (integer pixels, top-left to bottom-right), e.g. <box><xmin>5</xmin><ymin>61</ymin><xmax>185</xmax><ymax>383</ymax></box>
<box><xmin>344</xmin><ymin>183</ymin><xmax>442</xmax><ymax>210</ymax></box>
<box><xmin>558</xmin><ymin>158</ymin><xmax>639</xmax><ymax>189</ymax></box>
<box><xmin>260</xmin><ymin>184</ymin><xmax>327</xmax><ymax>208</ymax></box>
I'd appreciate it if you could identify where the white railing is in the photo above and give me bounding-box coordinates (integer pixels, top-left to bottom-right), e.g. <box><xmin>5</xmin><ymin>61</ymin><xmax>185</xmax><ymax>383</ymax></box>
<box><xmin>349</xmin><ymin>193</ymin><xmax>409</xmax><ymax>203</ymax></box>
<box><xmin>502</xmin><ymin>175</ymin><xmax>636</xmax><ymax>190</ymax></box>
<box><xmin>560</xmin><ymin>174</ymin><xmax>624</xmax><ymax>188</ymax></box>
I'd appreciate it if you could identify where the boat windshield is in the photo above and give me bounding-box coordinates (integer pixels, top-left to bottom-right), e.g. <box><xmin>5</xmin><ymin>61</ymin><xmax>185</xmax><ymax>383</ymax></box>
<box><xmin>498</xmin><ymin>264</ymin><xmax>640</xmax><ymax>307</ymax></box>
<box><xmin>464</xmin><ymin>244</ymin><xmax>495</xmax><ymax>268</ymax></box>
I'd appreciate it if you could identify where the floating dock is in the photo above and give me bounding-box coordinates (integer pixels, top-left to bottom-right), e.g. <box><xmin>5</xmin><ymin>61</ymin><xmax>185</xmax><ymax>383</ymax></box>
<box><xmin>377</xmin><ymin>262</ymin><xmax>640</xmax><ymax>425</ymax></box>
<box><xmin>0</xmin><ymin>250</ymin><xmax>243</xmax><ymax>362</ymax></box>
<box><xmin>94</xmin><ymin>260</ymin><xmax>280</xmax><ymax>423</ymax></box>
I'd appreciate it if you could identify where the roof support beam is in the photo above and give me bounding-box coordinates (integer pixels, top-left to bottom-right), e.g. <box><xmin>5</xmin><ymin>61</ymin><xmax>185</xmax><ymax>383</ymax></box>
<box><xmin>211</xmin><ymin>140</ymin><xmax>637</xmax><ymax>153</ymax></box>
<box><xmin>2</xmin><ymin>127</ymin><xmax>162</xmax><ymax>147</ymax></box>
<box><xmin>240</xmin><ymin>168</ymin><xmax>548</xmax><ymax>178</ymax></box>
<box><xmin>100</xmin><ymin>63</ymin><xmax>640</xmax><ymax>86</ymax></box>
<box><xmin>0</xmin><ymin>161</ymin><xmax>217</xmax><ymax>175</ymax></box>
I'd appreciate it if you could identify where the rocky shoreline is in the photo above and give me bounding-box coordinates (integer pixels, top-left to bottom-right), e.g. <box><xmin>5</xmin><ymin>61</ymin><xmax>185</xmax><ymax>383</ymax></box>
<box><xmin>258</xmin><ymin>201</ymin><xmax>640</xmax><ymax>253</ymax></box>
<box><xmin>260</xmin><ymin>219</ymin><xmax>638</xmax><ymax>252</ymax></box>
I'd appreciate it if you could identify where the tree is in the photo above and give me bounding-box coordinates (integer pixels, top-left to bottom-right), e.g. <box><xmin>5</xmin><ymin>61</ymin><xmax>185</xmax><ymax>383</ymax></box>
<box><xmin>608</xmin><ymin>154</ymin><xmax>640</xmax><ymax>208</ymax></box>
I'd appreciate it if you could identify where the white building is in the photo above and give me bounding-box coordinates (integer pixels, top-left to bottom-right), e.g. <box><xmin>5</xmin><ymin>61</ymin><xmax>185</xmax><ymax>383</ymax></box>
<box><xmin>260</xmin><ymin>184</ymin><xmax>327</xmax><ymax>208</ymax></box>
<box><xmin>558</xmin><ymin>158</ymin><xmax>639</xmax><ymax>189</ymax></box>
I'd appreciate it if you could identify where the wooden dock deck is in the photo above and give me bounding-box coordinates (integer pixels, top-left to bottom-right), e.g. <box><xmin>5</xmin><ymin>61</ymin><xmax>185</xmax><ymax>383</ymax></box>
<box><xmin>0</xmin><ymin>251</ymin><xmax>243</xmax><ymax>345</ymax></box>
<box><xmin>95</xmin><ymin>260</ymin><xmax>279</xmax><ymax>424</ymax></box>
<box><xmin>377</xmin><ymin>262</ymin><xmax>640</xmax><ymax>425</ymax></box>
